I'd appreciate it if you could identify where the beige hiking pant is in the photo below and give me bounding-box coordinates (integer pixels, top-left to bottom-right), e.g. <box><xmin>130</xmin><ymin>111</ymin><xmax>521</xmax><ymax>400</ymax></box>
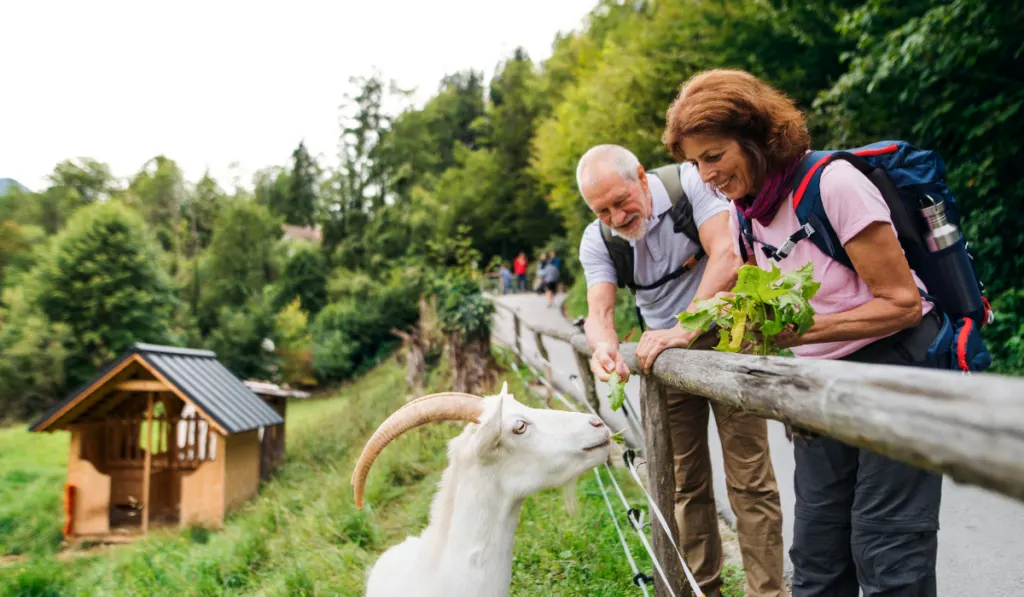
<box><xmin>663</xmin><ymin>334</ymin><xmax>787</xmax><ymax>596</ymax></box>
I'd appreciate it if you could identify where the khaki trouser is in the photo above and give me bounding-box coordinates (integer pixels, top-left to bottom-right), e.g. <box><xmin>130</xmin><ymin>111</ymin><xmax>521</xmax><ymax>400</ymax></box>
<box><xmin>664</xmin><ymin>334</ymin><xmax>787</xmax><ymax>596</ymax></box>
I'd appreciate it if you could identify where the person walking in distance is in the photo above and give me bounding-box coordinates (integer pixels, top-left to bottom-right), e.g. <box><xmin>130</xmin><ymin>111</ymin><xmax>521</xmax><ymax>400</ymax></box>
<box><xmin>513</xmin><ymin>251</ymin><xmax>528</xmax><ymax>293</ymax></box>
<box><xmin>539</xmin><ymin>257</ymin><xmax>560</xmax><ymax>307</ymax></box>
<box><xmin>576</xmin><ymin>144</ymin><xmax>787</xmax><ymax>597</ymax></box>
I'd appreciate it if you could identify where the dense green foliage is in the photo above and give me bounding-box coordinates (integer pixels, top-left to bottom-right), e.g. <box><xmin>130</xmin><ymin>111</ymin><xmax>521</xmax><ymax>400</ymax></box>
<box><xmin>1</xmin><ymin>0</ymin><xmax>1019</xmax><ymax>422</ymax></box>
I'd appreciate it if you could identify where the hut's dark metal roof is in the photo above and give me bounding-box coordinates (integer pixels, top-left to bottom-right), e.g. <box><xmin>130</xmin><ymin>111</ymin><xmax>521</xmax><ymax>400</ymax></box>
<box><xmin>30</xmin><ymin>343</ymin><xmax>283</xmax><ymax>434</ymax></box>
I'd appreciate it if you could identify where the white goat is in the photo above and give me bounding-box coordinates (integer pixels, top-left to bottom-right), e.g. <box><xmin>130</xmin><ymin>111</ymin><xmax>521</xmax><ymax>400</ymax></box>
<box><xmin>350</xmin><ymin>383</ymin><xmax>612</xmax><ymax>597</ymax></box>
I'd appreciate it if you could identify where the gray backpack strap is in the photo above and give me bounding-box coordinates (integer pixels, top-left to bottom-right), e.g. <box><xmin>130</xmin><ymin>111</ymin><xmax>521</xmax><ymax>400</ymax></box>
<box><xmin>649</xmin><ymin>164</ymin><xmax>685</xmax><ymax>205</ymax></box>
<box><xmin>648</xmin><ymin>164</ymin><xmax>701</xmax><ymax>246</ymax></box>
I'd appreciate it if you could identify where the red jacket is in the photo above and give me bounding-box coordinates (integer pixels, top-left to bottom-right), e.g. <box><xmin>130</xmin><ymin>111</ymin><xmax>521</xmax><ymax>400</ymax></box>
<box><xmin>513</xmin><ymin>256</ymin><xmax>528</xmax><ymax>275</ymax></box>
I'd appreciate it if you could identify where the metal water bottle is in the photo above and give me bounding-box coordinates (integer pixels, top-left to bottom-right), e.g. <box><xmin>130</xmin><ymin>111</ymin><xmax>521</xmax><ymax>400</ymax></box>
<box><xmin>919</xmin><ymin>195</ymin><xmax>985</xmax><ymax>324</ymax></box>
<box><xmin>921</xmin><ymin>196</ymin><xmax>962</xmax><ymax>251</ymax></box>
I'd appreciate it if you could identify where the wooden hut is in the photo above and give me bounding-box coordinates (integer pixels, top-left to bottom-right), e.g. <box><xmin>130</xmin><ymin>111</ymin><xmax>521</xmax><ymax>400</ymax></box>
<box><xmin>29</xmin><ymin>343</ymin><xmax>285</xmax><ymax>539</ymax></box>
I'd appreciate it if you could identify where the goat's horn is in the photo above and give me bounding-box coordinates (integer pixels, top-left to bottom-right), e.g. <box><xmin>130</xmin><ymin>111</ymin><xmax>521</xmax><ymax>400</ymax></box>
<box><xmin>350</xmin><ymin>392</ymin><xmax>484</xmax><ymax>509</ymax></box>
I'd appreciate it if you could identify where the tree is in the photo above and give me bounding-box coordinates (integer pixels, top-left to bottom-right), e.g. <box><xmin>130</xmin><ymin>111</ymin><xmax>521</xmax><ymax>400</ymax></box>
<box><xmin>198</xmin><ymin>200</ymin><xmax>283</xmax><ymax>333</ymax></box>
<box><xmin>35</xmin><ymin>201</ymin><xmax>176</xmax><ymax>388</ymax></box>
<box><xmin>125</xmin><ymin>155</ymin><xmax>186</xmax><ymax>256</ymax></box>
<box><xmin>47</xmin><ymin>158</ymin><xmax>117</xmax><ymax>204</ymax></box>
<box><xmin>285</xmin><ymin>141</ymin><xmax>320</xmax><ymax>226</ymax></box>
<box><xmin>323</xmin><ymin>74</ymin><xmax>390</xmax><ymax>259</ymax></box>
<box><xmin>183</xmin><ymin>170</ymin><xmax>226</xmax><ymax>258</ymax></box>
<box><xmin>481</xmin><ymin>48</ymin><xmax>562</xmax><ymax>256</ymax></box>
<box><xmin>4</xmin><ymin>159</ymin><xmax>118</xmax><ymax>234</ymax></box>
<box><xmin>253</xmin><ymin>166</ymin><xmax>291</xmax><ymax>213</ymax></box>
<box><xmin>275</xmin><ymin>245</ymin><xmax>328</xmax><ymax>317</ymax></box>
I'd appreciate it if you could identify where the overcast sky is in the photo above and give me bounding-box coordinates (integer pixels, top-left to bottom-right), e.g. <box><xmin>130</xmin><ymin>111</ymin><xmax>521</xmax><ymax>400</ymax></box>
<box><xmin>0</xmin><ymin>0</ymin><xmax>598</xmax><ymax>192</ymax></box>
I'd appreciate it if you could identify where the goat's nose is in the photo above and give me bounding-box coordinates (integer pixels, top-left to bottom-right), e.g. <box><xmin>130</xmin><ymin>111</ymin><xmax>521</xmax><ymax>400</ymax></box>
<box><xmin>589</xmin><ymin>416</ymin><xmax>605</xmax><ymax>428</ymax></box>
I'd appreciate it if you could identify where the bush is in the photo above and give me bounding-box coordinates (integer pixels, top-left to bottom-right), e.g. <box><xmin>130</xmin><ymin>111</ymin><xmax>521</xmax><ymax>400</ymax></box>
<box><xmin>310</xmin><ymin>268</ymin><xmax>420</xmax><ymax>383</ymax></box>
<box><xmin>275</xmin><ymin>245</ymin><xmax>328</xmax><ymax>317</ymax></box>
<box><xmin>274</xmin><ymin>299</ymin><xmax>316</xmax><ymax>387</ymax></box>
<box><xmin>0</xmin><ymin>289</ymin><xmax>72</xmax><ymax>422</ymax></box>
<box><xmin>207</xmin><ymin>289</ymin><xmax>280</xmax><ymax>381</ymax></box>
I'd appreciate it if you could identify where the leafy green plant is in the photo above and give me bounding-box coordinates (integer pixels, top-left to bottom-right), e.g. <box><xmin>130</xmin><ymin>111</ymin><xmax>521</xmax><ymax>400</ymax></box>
<box><xmin>608</xmin><ymin>371</ymin><xmax>627</xmax><ymax>411</ymax></box>
<box><xmin>677</xmin><ymin>263</ymin><xmax>820</xmax><ymax>356</ymax></box>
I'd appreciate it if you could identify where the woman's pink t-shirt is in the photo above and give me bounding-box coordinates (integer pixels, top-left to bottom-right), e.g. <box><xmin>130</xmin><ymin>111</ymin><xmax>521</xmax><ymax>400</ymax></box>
<box><xmin>728</xmin><ymin>159</ymin><xmax>933</xmax><ymax>360</ymax></box>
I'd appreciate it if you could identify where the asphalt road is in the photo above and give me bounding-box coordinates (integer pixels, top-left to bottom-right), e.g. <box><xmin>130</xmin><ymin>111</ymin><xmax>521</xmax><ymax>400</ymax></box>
<box><xmin>491</xmin><ymin>291</ymin><xmax>1024</xmax><ymax>596</ymax></box>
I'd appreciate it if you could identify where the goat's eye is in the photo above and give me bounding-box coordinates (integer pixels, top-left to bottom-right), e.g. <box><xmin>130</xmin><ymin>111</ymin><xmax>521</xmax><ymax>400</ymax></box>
<box><xmin>512</xmin><ymin>421</ymin><xmax>528</xmax><ymax>435</ymax></box>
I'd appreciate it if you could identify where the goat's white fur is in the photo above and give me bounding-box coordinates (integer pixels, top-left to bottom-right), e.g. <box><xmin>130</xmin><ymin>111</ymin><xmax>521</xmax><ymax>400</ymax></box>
<box><xmin>361</xmin><ymin>384</ymin><xmax>611</xmax><ymax>597</ymax></box>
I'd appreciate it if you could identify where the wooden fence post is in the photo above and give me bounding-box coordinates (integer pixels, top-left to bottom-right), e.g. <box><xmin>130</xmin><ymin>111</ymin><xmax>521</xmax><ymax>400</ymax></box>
<box><xmin>534</xmin><ymin>331</ymin><xmax>554</xmax><ymax>406</ymax></box>
<box><xmin>513</xmin><ymin>312</ymin><xmax>522</xmax><ymax>356</ymax></box>
<box><xmin>639</xmin><ymin>375</ymin><xmax>684</xmax><ymax>597</ymax></box>
<box><xmin>572</xmin><ymin>350</ymin><xmax>601</xmax><ymax>415</ymax></box>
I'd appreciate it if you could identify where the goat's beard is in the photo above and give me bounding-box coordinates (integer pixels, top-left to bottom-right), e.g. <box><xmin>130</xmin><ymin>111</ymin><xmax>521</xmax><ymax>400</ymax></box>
<box><xmin>561</xmin><ymin>476</ymin><xmax>580</xmax><ymax>517</ymax></box>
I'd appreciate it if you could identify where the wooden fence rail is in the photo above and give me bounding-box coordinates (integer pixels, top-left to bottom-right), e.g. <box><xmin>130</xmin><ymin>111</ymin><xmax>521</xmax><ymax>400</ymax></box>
<box><xmin>491</xmin><ymin>300</ymin><xmax>1024</xmax><ymax>597</ymax></box>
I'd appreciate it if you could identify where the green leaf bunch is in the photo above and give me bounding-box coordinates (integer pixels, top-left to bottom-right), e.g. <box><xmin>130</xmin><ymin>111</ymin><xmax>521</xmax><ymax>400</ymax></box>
<box><xmin>677</xmin><ymin>263</ymin><xmax>821</xmax><ymax>356</ymax></box>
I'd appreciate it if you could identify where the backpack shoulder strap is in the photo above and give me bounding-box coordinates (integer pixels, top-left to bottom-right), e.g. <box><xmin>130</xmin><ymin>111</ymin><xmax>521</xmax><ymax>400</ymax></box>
<box><xmin>598</xmin><ymin>220</ymin><xmax>635</xmax><ymax>291</ymax></box>
<box><xmin>648</xmin><ymin>164</ymin><xmax>701</xmax><ymax>246</ymax></box>
<box><xmin>790</xmin><ymin>151</ymin><xmax>855</xmax><ymax>271</ymax></box>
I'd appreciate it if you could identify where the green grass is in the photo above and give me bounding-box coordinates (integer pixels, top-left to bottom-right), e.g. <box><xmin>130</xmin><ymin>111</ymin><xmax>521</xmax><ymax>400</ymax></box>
<box><xmin>0</xmin><ymin>422</ymin><xmax>69</xmax><ymax>557</ymax></box>
<box><xmin>564</xmin><ymin>276</ymin><xmax>642</xmax><ymax>341</ymax></box>
<box><xmin>0</xmin><ymin>355</ymin><xmax>744</xmax><ymax>596</ymax></box>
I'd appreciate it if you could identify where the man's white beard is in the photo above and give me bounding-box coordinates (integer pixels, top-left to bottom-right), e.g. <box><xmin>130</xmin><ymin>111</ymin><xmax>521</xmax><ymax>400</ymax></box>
<box><xmin>614</xmin><ymin>216</ymin><xmax>648</xmax><ymax>241</ymax></box>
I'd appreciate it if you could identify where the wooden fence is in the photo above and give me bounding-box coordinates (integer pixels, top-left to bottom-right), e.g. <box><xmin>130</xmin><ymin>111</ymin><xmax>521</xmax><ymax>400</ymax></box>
<box><xmin>491</xmin><ymin>300</ymin><xmax>1024</xmax><ymax>597</ymax></box>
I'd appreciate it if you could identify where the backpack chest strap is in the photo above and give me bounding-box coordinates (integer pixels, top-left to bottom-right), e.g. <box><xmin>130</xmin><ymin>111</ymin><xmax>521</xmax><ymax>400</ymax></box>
<box><xmin>630</xmin><ymin>247</ymin><xmax>707</xmax><ymax>291</ymax></box>
<box><xmin>760</xmin><ymin>223</ymin><xmax>816</xmax><ymax>262</ymax></box>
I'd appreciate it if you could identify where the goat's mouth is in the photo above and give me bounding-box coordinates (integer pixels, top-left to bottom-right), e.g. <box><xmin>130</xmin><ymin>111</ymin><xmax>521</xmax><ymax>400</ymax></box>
<box><xmin>583</xmin><ymin>439</ymin><xmax>611</xmax><ymax>452</ymax></box>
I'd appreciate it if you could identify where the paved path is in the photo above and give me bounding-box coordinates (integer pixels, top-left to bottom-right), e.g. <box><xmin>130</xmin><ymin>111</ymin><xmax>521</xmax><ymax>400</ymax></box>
<box><xmin>491</xmin><ymin>291</ymin><xmax>1024</xmax><ymax>596</ymax></box>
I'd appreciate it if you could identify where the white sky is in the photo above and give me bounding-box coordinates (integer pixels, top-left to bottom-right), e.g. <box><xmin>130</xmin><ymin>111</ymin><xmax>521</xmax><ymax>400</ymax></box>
<box><xmin>0</xmin><ymin>0</ymin><xmax>598</xmax><ymax>192</ymax></box>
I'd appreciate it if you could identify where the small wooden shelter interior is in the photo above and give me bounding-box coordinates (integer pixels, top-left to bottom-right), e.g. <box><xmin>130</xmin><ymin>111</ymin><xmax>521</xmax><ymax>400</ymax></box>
<box><xmin>29</xmin><ymin>343</ymin><xmax>287</xmax><ymax>540</ymax></box>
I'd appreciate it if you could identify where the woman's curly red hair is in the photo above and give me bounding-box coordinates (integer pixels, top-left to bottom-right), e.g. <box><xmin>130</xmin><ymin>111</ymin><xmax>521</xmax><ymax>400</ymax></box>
<box><xmin>662</xmin><ymin>69</ymin><xmax>810</xmax><ymax>188</ymax></box>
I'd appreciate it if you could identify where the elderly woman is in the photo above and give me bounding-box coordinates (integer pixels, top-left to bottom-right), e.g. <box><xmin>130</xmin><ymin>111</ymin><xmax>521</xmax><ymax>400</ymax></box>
<box><xmin>662</xmin><ymin>69</ymin><xmax>943</xmax><ymax>597</ymax></box>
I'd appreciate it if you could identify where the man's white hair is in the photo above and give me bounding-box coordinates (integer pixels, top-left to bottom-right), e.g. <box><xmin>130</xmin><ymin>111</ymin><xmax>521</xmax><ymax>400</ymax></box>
<box><xmin>575</xmin><ymin>144</ymin><xmax>641</xmax><ymax>200</ymax></box>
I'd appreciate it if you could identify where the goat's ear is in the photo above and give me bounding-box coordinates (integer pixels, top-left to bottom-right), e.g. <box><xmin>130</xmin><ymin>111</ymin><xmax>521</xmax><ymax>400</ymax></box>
<box><xmin>471</xmin><ymin>394</ymin><xmax>504</xmax><ymax>453</ymax></box>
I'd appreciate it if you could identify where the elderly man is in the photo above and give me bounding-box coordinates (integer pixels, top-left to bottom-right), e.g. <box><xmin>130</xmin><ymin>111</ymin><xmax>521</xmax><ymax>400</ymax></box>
<box><xmin>576</xmin><ymin>144</ymin><xmax>786</xmax><ymax>597</ymax></box>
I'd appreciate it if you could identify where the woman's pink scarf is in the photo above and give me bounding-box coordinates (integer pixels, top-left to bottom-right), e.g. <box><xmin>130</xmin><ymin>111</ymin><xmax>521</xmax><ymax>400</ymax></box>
<box><xmin>734</xmin><ymin>157</ymin><xmax>802</xmax><ymax>226</ymax></box>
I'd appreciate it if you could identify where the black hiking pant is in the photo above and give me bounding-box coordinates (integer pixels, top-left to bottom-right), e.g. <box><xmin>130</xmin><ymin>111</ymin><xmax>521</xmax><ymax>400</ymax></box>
<box><xmin>790</xmin><ymin>310</ymin><xmax>944</xmax><ymax>597</ymax></box>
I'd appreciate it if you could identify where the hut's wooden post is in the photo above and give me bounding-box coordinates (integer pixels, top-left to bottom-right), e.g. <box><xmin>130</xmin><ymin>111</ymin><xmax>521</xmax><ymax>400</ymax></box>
<box><xmin>142</xmin><ymin>391</ymin><xmax>155</xmax><ymax>533</ymax></box>
<box><xmin>639</xmin><ymin>376</ymin><xmax>684</xmax><ymax>597</ymax></box>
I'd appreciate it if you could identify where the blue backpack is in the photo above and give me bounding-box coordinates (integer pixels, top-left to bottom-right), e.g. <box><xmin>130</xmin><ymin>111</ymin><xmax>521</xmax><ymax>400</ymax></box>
<box><xmin>736</xmin><ymin>141</ymin><xmax>994</xmax><ymax>373</ymax></box>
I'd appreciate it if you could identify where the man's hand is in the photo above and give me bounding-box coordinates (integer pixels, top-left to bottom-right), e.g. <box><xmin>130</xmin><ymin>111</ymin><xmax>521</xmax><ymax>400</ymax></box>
<box><xmin>591</xmin><ymin>342</ymin><xmax>630</xmax><ymax>383</ymax></box>
<box><xmin>634</xmin><ymin>324</ymin><xmax>698</xmax><ymax>373</ymax></box>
